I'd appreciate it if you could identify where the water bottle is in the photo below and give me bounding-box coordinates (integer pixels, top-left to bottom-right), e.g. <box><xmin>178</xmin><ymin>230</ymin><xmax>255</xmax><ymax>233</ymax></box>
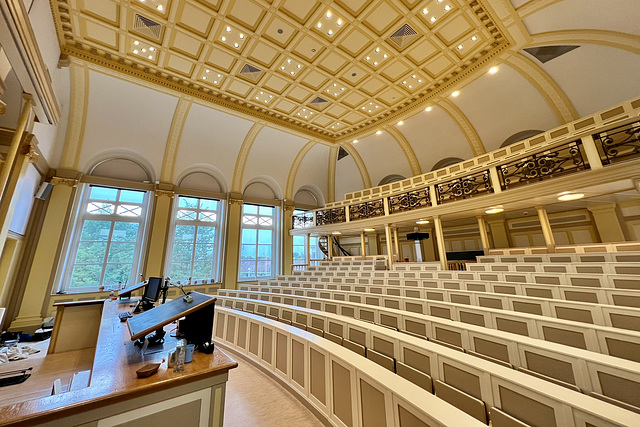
<box><xmin>173</xmin><ymin>339</ymin><xmax>187</xmax><ymax>373</ymax></box>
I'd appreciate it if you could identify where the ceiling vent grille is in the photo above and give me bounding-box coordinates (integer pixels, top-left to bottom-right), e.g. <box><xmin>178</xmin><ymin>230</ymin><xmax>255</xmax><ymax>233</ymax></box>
<box><xmin>523</xmin><ymin>45</ymin><xmax>579</xmax><ymax>64</ymax></box>
<box><xmin>309</xmin><ymin>96</ymin><xmax>329</xmax><ymax>111</ymax></box>
<box><xmin>389</xmin><ymin>24</ymin><xmax>418</xmax><ymax>49</ymax></box>
<box><xmin>133</xmin><ymin>14</ymin><xmax>162</xmax><ymax>40</ymax></box>
<box><xmin>239</xmin><ymin>64</ymin><xmax>263</xmax><ymax>82</ymax></box>
<box><xmin>338</xmin><ymin>147</ymin><xmax>349</xmax><ymax>161</ymax></box>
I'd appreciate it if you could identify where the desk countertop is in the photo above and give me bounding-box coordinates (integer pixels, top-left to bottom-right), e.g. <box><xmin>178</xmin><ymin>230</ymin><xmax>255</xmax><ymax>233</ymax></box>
<box><xmin>0</xmin><ymin>298</ymin><xmax>237</xmax><ymax>426</ymax></box>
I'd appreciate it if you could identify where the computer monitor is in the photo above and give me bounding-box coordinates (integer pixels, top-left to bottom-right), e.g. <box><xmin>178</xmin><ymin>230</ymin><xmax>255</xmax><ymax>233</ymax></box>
<box><xmin>141</xmin><ymin>277</ymin><xmax>163</xmax><ymax>309</ymax></box>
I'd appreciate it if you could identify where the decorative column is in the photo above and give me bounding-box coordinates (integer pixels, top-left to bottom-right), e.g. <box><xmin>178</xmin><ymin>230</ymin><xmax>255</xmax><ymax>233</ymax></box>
<box><xmin>367</xmin><ymin>231</ymin><xmax>379</xmax><ymax>255</ymax></box>
<box><xmin>0</xmin><ymin>138</ymin><xmax>38</xmax><ymax>258</ymax></box>
<box><xmin>477</xmin><ymin>216</ymin><xmax>490</xmax><ymax>254</ymax></box>
<box><xmin>223</xmin><ymin>195</ymin><xmax>243</xmax><ymax>289</ymax></box>
<box><xmin>360</xmin><ymin>232</ymin><xmax>366</xmax><ymax>257</ymax></box>
<box><xmin>143</xmin><ymin>187</ymin><xmax>174</xmax><ymax>278</ymax></box>
<box><xmin>486</xmin><ymin>217</ymin><xmax>510</xmax><ymax>248</ymax></box>
<box><xmin>0</xmin><ymin>94</ymin><xmax>33</xmax><ymax>203</ymax></box>
<box><xmin>10</xmin><ymin>176</ymin><xmax>79</xmax><ymax>331</ymax></box>
<box><xmin>327</xmin><ymin>235</ymin><xmax>333</xmax><ymax>259</ymax></box>
<box><xmin>433</xmin><ymin>216</ymin><xmax>448</xmax><ymax>270</ymax></box>
<box><xmin>536</xmin><ymin>206</ymin><xmax>556</xmax><ymax>251</ymax></box>
<box><xmin>393</xmin><ymin>227</ymin><xmax>400</xmax><ymax>262</ymax></box>
<box><xmin>305</xmin><ymin>233</ymin><xmax>311</xmax><ymax>266</ymax></box>
<box><xmin>587</xmin><ymin>204</ymin><xmax>626</xmax><ymax>243</ymax></box>
<box><xmin>282</xmin><ymin>202</ymin><xmax>295</xmax><ymax>275</ymax></box>
<box><xmin>384</xmin><ymin>225</ymin><xmax>394</xmax><ymax>267</ymax></box>
<box><xmin>421</xmin><ymin>225</ymin><xmax>436</xmax><ymax>261</ymax></box>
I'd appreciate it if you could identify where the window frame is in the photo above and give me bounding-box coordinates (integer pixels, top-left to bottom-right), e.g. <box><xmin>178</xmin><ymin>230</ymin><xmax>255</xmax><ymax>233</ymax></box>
<box><xmin>58</xmin><ymin>184</ymin><xmax>151</xmax><ymax>293</ymax></box>
<box><xmin>165</xmin><ymin>194</ymin><xmax>225</xmax><ymax>283</ymax></box>
<box><xmin>238</xmin><ymin>202</ymin><xmax>280</xmax><ymax>281</ymax></box>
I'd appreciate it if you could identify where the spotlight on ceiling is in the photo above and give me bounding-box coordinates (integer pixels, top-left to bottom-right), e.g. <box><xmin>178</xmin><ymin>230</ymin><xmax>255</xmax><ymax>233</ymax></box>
<box><xmin>332</xmin><ymin>231</ymin><xmax>342</xmax><ymax>235</ymax></box>
<box><xmin>416</xmin><ymin>219</ymin><xmax>430</xmax><ymax>224</ymax></box>
<box><xmin>489</xmin><ymin>66</ymin><xmax>499</xmax><ymax>74</ymax></box>
<box><xmin>557</xmin><ymin>192</ymin><xmax>584</xmax><ymax>201</ymax></box>
<box><xmin>364</xmin><ymin>228</ymin><xmax>375</xmax><ymax>232</ymax></box>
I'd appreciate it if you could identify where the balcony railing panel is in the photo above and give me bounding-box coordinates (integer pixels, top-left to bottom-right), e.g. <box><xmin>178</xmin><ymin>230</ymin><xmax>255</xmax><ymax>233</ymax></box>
<box><xmin>349</xmin><ymin>199</ymin><xmax>384</xmax><ymax>221</ymax></box>
<box><xmin>594</xmin><ymin>121</ymin><xmax>640</xmax><ymax>165</ymax></box>
<box><xmin>436</xmin><ymin>170</ymin><xmax>492</xmax><ymax>204</ymax></box>
<box><xmin>498</xmin><ymin>140</ymin><xmax>589</xmax><ymax>190</ymax></box>
<box><xmin>389</xmin><ymin>187</ymin><xmax>431</xmax><ymax>214</ymax></box>
<box><xmin>316</xmin><ymin>207</ymin><xmax>346</xmax><ymax>226</ymax></box>
<box><xmin>292</xmin><ymin>212</ymin><xmax>314</xmax><ymax>229</ymax></box>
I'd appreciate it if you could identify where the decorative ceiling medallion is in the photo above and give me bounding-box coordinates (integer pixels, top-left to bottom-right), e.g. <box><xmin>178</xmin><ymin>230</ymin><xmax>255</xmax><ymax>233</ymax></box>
<box><xmin>133</xmin><ymin>14</ymin><xmax>162</xmax><ymax>40</ymax></box>
<box><xmin>239</xmin><ymin>64</ymin><xmax>263</xmax><ymax>82</ymax></box>
<box><xmin>389</xmin><ymin>24</ymin><xmax>418</xmax><ymax>49</ymax></box>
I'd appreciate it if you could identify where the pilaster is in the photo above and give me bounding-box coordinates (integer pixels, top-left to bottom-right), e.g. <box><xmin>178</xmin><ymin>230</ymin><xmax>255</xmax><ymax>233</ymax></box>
<box><xmin>143</xmin><ymin>186</ymin><xmax>174</xmax><ymax>278</ymax></box>
<box><xmin>587</xmin><ymin>203</ymin><xmax>626</xmax><ymax>243</ymax></box>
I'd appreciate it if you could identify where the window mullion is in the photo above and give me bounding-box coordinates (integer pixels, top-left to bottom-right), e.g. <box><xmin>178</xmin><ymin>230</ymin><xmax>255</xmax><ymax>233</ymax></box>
<box><xmin>100</xmin><ymin>221</ymin><xmax>116</xmax><ymax>286</ymax></box>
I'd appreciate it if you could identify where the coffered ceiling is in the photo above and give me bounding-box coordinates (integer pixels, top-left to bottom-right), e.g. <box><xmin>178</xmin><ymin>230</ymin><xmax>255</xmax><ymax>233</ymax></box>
<box><xmin>50</xmin><ymin>0</ymin><xmax>508</xmax><ymax>142</ymax></box>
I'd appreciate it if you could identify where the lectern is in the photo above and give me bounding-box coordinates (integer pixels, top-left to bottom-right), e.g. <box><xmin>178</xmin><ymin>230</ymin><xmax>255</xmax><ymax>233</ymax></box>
<box><xmin>127</xmin><ymin>292</ymin><xmax>216</xmax><ymax>351</ymax></box>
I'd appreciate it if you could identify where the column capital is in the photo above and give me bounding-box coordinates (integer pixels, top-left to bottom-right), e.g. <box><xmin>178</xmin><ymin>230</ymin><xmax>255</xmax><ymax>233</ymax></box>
<box><xmin>51</xmin><ymin>176</ymin><xmax>78</xmax><ymax>187</ymax></box>
<box><xmin>155</xmin><ymin>189</ymin><xmax>175</xmax><ymax>198</ymax></box>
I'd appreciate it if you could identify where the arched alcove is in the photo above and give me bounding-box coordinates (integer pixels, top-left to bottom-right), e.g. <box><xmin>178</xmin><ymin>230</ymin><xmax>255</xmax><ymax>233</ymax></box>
<box><xmin>431</xmin><ymin>157</ymin><xmax>465</xmax><ymax>171</ymax></box>
<box><xmin>243</xmin><ymin>176</ymin><xmax>282</xmax><ymax>201</ymax></box>
<box><xmin>500</xmin><ymin>130</ymin><xmax>545</xmax><ymax>148</ymax></box>
<box><xmin>89</xmin><ymin>158</ymin><xmax>152</xmax><ymax>182</ymax></box>
<box><xmin>378</xmin><ymin>174</ymin><xmax>406</xmax><ymax>186</ymax></box>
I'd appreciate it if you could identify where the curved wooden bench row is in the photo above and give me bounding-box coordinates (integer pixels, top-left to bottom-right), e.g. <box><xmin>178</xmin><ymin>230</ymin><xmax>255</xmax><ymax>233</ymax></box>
<box><xmin>216</xmin><ymin>294</ymin><xmax>640</xmax><ymax>408</ymax></box>
<box><xmin>218</xmin><ymin>287</ymin><xmax>640</xmax><ymax>361</ymax></box>
<box><xmin>213</xmin><ymin>307</ymin><xmax>484</xmax><ymax>427</ymax></box>
<box><xmin>214</xmin><ymin>304</ymin><xmax>640</xmax><ymax>426</ymax></box>
<box><xmin>239</xmin><ymin>282</ymin><xmax>640</xmax><ymax>331</ymax></box>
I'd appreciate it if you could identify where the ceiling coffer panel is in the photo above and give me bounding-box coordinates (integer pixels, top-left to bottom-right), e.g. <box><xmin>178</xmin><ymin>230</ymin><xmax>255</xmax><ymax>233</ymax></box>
<box><xmin>51</xmin><ymin>0</ymin><xmax>509</xmax><ymax>141</ymax></box>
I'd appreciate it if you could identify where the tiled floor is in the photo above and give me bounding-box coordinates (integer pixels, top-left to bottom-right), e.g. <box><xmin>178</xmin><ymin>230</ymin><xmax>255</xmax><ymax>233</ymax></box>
<box><xmin>224</xmin><ymin>352</ymin><xmax>325</xmax><ymax>427</ymax></box>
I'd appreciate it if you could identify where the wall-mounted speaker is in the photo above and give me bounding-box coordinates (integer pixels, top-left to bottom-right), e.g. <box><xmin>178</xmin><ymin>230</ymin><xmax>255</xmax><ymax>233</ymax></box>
<box><xmin>35</xmin><ymin>182</ymin><xmax>54</xmax><ymax>200</ymax></box>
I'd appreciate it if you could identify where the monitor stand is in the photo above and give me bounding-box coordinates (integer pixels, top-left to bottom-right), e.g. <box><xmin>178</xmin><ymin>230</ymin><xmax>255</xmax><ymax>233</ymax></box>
<box><xmin>134</xmin><ymin>328</ymin><xmax>165</xmax><ymax>347</ymax></box>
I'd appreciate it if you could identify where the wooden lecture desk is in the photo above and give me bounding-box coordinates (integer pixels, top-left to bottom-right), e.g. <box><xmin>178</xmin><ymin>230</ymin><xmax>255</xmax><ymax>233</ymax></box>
<box><xmin>0</xmin><ymin>296</ymin><xmax>237</xmax><ymax>427</ymax></box>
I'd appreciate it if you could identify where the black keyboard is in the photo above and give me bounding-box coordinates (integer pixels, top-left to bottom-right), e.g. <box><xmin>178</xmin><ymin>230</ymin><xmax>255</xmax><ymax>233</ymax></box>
<box><xmin>118</xmin><ymin>312</ymin><xmax>133</xmax><ymax>322</ymax></box>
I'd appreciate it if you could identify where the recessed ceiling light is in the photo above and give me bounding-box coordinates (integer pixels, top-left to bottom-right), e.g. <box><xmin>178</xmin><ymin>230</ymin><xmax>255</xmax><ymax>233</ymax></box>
<box><xmin>430</xmin><ymin>16</ymin><xmax>436</xmax><ymax>22</ymax></box>
<box><xmin>157</xmin><ymin>5</ymin><xmax>163</xmax><ymax>11</ymax></box>
<box><xmin>383</xmin><ymin>54</ymin><xmax>388</xmax><ymax>58</ymax></box>
<box><xmin>134</xmin><ymin>40</ymin><xmax>140</xmax><ymax>45</ymax></box>
<box><xmin>364</xmin><ymin>228</ymin><xmax>375</xmax><ymax>231</ymax></box>
<box><xmin>149</xmin><ymin>47</ymin><xmax>155</xmax><ymax>51</ymax></box>
<box><xmin>353</xmin><ymin>140</ymin><xmax>358</xmax><ymax>143</ymax></box>
<box><xmin>445</xmin><ymin>5</ymin><xmax>451</xmax><ymax>11</ymax></box>
<box><xmin>328</xmin><ymin>30</ymin><xmax>333</xmax><ymax>35</ymax></box>
<box><xmin>422</xmin><ymin>8</ymin><xmax>428</xmax><ymax>14</ymax></box>
<box><xmin>240</xmin><ymin>34</ymin><xmax>244</xmax><ymax>39</ymax></box>
<box><xmin>416</xmin><ymin>219</ymin><xmax>429</xmax><ymax>224</ymax></box>
<box><xmin>337</xmin><ymin>19</ymin><xmax>342</xmax><ymax>26</ymax></box>
<box><xmin>485</xmin><ymin>206</ymin><xmax>504</xmax><ymax>214</ymax></box>
<box><xmin>471</xmin><ymin>36</ymin><xmax>478</xmax><ymax>41</ymax></box>
<box><xmin>332</xmin><ymin>231</ymin><xmax>341</xmax><ymax>235</ymax></box>
<box><xmin>234</xmin><ymin>43</ymin><xmax>239</xmax><ymax>48</ymax></box>
<box><xmin>376</xmin><ymin>130</ymin><xmax>382</xmax><ymax>135</ymax></box>
<box><xmin>133</xmin><ymin>49</ymin><xmax>138</xmax><ymax>54</ymax></box>
<box><xmin>425</xmin><ymin>106</ymin><xmax>432</xmax><ymax>112</ymax></box>
<box><xmin>373</xmin><ymin>61</ymin><xmax>378</xmax><ymax>65</ymax></box>
<box><xmin>451</xmin><ymin>91</ymin><xmax>460</xmax><ymax>97</ymax></box>
<box><xmin>317</xmin><ymin>23</ymin><xmax>322</xmax><ymax>28</ymax></box>
<box><xmin>557</xmin><ymin>192</ymin><xmax>584</xmax><ymax>201</ymax></box>
<box><xmin>489</xmin><ymin>66</ymin><xmax>499</xmax><ymax>74</ymax></box>
<box><xmin>221</xmin><ymin>36</ymin><xmax>226</xmax><ymax>42</ymax></box>
<box><xmin>397</xmin><ymin>121</ymin><xmax>403</xmax><ymax>125</ymax></box>
<box><xmin>141</xmin><ymin>48</ymin><xmax>146</xmax><ymax>52</ymax></box>
<box><xmin>375</xmin><ymin>48</ymin><xmax>380</xmax><ymax>53</ymax></box>
<box><xmin>226</xmin><ymin>27</ymin><xmax>231</xmax><ymax>32</ymax></box>
<box><xmin>326</xmin><ymin>11</ymin><xmax>332</xmax><ymax>18</ymax></box>
<box><xmin>148</xmin><ymin>55</ymin><xmax>153</xmax><ymax>59</ymax></box>
<box><xmin>457</xmin><ymin>45</ymin><xmax>463</xmax><ymax>49</ymax></box>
